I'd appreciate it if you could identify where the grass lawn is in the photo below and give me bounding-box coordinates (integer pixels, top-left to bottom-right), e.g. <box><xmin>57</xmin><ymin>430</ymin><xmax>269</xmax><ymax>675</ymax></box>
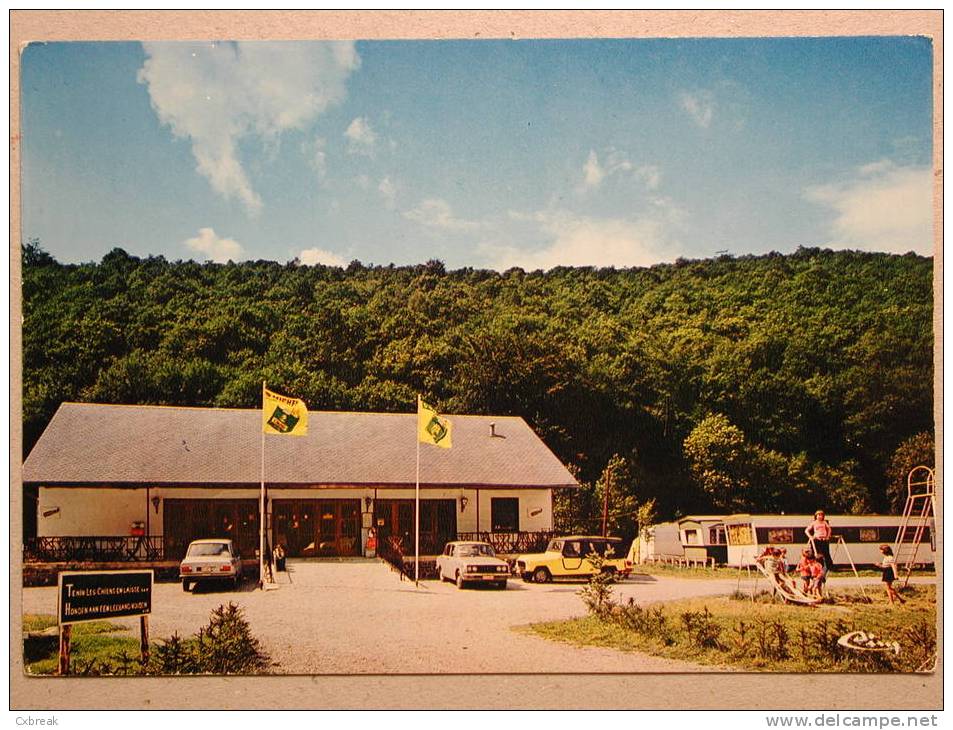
<box><xmin>524</xmin><ymin>584</ymin><xmax>936</xmax><ymax>672</ymax></box>
<box><xmin>23</xmin><ymin>615</ymin><xmax>141</xmax><ymax>675</ymax></box>
<box><xmin>23</xmin><ymin>603</ymin><xmax>272</xmax><ymax>676</ymax></box>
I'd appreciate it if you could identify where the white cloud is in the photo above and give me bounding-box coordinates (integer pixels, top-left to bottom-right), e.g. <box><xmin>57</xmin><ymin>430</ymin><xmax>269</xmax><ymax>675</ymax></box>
<box><xmin>378</xmin><ymin>177</ymin><xmax>397</xmax><ymax>210</ymax></box>
<box><xmin>345</xmin><ymin>116</ymin><xmax>377</xmax><ymax>156</ymax></box>
<box><xmin>582</xmin><ymin>150</ymin><xmax>606</xmax><ymax>189</ymax></box>
<box><xmin>579</xmin><ymin>149</ymin><xmax>658</xmax><ymax>192</ymax></box>
<box><xmin>138</xmin><ymin>41</ymin><xmax>359</xmax><ymax>214</ymax></box>
<box><xmin>302</xmin><ymin>136</ymin><xmax>328</xmax><ymax>179</ymax></box>
<box><xmin>480</xmin><ymin>210</ymin><xmax>673</xmax><ymax>271</ymax></box>
<box><xmin>403</xmin><ymin>198</ymin><xmax>480</xmax><ymax>232</ymax></box>
<box><xmin>184</xmin><ymin>227</ymin><xmax>244</xmax><ymax>263</ymax></box>
<box><xmin>804</xmin><ymin>160</ymin><xmax>933</xmax><ymax>255</ymax></box>
<box><xmin>298</xmin><ymin>247</ymin><xmax>348</xmax><ymax>267</ymax></box>
<box><xmin>679</xmin><ymin>90</ymin><xmax>714</xmax><ymax>129</ymax></box>
<box><xmin>636</xmin><ymin>165</ymin><xmax>661</xmax><ymax>190</ymax></box>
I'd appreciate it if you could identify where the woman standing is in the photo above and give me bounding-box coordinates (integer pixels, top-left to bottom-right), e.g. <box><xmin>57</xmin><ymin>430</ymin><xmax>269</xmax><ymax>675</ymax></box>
<box><xmin>880</xmin><ymin>544</ymin><xmax>905</xmax><ymax>605</ymax></box>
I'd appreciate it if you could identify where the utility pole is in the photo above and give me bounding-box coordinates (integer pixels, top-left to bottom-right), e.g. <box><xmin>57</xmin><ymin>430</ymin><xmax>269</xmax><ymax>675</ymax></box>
<box><xmin>601</xmin><ymin>468</ymin><xmax>611</xmax><ymax>537</ymax></box>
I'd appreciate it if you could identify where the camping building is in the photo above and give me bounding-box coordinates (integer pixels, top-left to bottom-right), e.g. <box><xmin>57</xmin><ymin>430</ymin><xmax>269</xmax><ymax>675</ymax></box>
<box><xmin>22</xmin><ymin>403</ymin><xmax>578</xmax><ymax>564</ymax></box>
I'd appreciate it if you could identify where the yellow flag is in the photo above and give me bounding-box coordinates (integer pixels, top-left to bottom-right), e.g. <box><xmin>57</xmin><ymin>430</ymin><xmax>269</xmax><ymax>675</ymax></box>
<box><xmin>262</xmin><ymin>388</ymin><xmax>308</xmax><ymax>436</ymax></box>
<box><xmin>418</xmin><ymin>397</ymin><xmax>452</xmax><ymax>448</ymax></box>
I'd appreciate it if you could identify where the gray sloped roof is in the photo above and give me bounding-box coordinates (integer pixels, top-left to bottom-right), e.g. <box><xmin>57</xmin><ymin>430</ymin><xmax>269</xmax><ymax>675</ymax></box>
<box><xmin>22</xmin><ymin>403</ymin><xmax>579</xmax><ymax>489</ymax></box>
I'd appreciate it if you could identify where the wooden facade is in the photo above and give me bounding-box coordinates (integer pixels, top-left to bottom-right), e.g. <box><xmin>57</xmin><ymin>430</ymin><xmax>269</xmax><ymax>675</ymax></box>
<box><xmin>163</xmin><ymin>498</ymin><xmax>260</xmax><ymax>561</ymax></box>
<box><xmin>374</xmin><ymin>499</ymin><xmax>457</xmax><ymax>556</ymax></box>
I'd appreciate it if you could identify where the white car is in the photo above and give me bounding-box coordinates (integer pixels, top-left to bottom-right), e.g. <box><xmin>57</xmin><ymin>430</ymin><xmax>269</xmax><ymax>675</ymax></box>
<box><xmin>436</xmin><ymin>541</ymin><xmax>510</xmax><ymax>589</ymax></box>
<box><xmin>180</xmin><ymin>539</ymin><xmax>243</xmax><ymax>592</ymax></box>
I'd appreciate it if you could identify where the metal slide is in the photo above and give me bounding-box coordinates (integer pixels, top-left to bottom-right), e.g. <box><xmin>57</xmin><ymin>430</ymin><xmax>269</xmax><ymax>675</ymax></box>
<box><xmin>752</xmin><ymin>559</ymin><xmax>822</xmax><ymax>605</ymax></box>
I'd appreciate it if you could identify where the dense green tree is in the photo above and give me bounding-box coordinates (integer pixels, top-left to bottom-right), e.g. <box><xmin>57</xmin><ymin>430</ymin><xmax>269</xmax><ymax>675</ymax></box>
<box><xmin>886</xmin><ymin>432</ymin><xmax>935</xmax><ymax>513</ymax></box>
<box><xmin>19</xmin><ymin>242</ymin><xmax>935</xmax><ymax>530</ymax></box>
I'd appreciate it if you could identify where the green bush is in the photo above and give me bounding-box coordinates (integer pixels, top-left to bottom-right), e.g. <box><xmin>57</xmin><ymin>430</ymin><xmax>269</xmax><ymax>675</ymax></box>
<box><xmin>578</xmin><ymin>553</ymin><xmax>615</xmax><ymax>620</ymax></box>
<box><xmin>680</xmin><ymin>607</ymin><xmax>723</xmax><ymax>650</ymax></box>
<box><xmin>191</xmin><ymin>603</ymin><xmax>270</xmax><ymax>675</ymax></box>
<box><xmin>61</xmin><ymin>602</ymin><xmax>272</xmax><ymax>676</ymax></box>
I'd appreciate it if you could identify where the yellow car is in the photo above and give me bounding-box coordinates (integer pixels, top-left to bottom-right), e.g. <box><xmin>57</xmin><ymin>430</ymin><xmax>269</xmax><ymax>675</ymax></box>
<box><xmin>514</xmin><ymin>536</ymin><xmax>632</xmax><ymax>583</ymax></box>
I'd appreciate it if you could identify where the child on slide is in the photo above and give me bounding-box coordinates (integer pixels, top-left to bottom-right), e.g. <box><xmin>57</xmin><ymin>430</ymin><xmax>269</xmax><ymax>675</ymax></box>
<box><xmin>795</xmin><ymin>548</ymin><xmax>815</xmax><ymax>595</ymax></box>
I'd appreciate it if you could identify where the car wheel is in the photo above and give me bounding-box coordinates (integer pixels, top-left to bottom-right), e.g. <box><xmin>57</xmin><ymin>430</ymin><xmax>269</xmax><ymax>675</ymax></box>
<box><xmin>497</xmin><ymin>580</ymin><xmax>508</xmax><ymax>590</ymax></box>
<box><xmin>182</xmin><ymin>579</ymin><xmax>191</xmax><ymax>592</ymax></box>
<box><xmin>532</xmin><ymin>567</ymin><xmax>551</xmax><ymax>584</ymax></box>
<box><xmin>601</xmin><ymin>567</ymin><xmax>618</xmax><ymax>582</ymax></box>
<box><xmin>456</xmin><ymin>571</ymin><xmax>465</xmax><ymax>589</ymax></box>
<box><xmin>436</xmin><ymin>566</ymin><xmax>443</xmax><ymax>582</ymax></box>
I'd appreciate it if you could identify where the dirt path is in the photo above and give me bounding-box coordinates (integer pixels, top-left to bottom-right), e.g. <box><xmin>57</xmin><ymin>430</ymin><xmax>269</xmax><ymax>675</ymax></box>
<box><xmin>23</xmin><ymin>561</ymin><xmax>925</xmax><ymax>674</ymax></box>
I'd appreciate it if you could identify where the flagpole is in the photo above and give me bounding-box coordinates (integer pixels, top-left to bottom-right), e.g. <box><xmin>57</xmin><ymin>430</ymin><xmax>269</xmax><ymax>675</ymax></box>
<box><xmin>259</xmin><ymin>380</ymin><xmax>266</xmax><ymax>590</ymax></box>
<box><xmin>415</xmin><ymin>395</ymin><xmax>421</xmax><ymax>587</ymax></box>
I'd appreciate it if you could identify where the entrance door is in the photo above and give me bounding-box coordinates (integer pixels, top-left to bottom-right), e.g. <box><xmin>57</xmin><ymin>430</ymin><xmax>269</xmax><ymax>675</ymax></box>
<box><xmin>375</xmin><ymin>499</ymin><xmax>457</xmax><ymax>555</ymax></box>
<box><xmin>163</xmin><ymin>499</ymin><xmax>260</xmax><ymax>560</ymax></box>
<box><xmin>273</xmin><ymin>500</ymin><xmax>317</xmax><ymax>557</ymax></box>
<box><xmin>316</xmin><ymin>500</ymin><xmax>361</xmax><ymax>556</ymax></box>
<box><xmin>273</xmin><ymin>499</ymin><xmax>361</xmax><ymax>557</ymax></box>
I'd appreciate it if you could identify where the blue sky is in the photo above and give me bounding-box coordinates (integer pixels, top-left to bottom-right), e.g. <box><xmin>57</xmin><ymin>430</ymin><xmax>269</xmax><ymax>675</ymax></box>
<box><xmin>21</xmin><ymin>37</ymin><xmax>934</xmax><ymax>269</ymax></box>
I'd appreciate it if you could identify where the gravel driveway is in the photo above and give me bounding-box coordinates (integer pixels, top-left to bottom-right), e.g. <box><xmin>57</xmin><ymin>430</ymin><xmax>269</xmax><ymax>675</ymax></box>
<box><xmin>19</xmin><ymin>560</ymin><xmax>896</xmax><ymax>674</ymax></box>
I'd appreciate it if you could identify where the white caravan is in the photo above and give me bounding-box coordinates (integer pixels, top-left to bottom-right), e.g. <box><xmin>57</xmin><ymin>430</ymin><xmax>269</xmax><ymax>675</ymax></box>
<box><xmin>723</xmin><ymin>513</ymin><xmax>935</xmax><ymax>569</ymax></box>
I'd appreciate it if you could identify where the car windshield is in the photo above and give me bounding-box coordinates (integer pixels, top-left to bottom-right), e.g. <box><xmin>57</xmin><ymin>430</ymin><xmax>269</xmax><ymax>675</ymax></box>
<box><xmin>187</xmin><ymin>543</ymin><xmax>230</xmax><ymax>557</ymax></box>
<box><xmin>458</xmin><ymin>544</ymin><xmax>495</xmax><ymax>557</ymax></box>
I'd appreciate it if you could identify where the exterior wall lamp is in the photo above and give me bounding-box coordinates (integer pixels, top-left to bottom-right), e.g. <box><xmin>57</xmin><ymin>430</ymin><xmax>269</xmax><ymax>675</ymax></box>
<box><xmin>460</xmin><ymin>496</ymin><xmax>469</xmax><ymax>512</ymax></box>
<box><xmin>364</xmin><ymin>496</ymin><xmax>373</xmax><ymax>512</ymax></box>
<box><xmin>151</xmin><ymin>496</ymin><xmax>161</xmax><ymax>514</ymax></box>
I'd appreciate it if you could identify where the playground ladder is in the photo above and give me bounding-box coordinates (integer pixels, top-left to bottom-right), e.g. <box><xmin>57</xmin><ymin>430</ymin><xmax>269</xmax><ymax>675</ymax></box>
<box><xmin>892</xmin><ymin>465</ymin><xmax>935</xmax><ymax>588</ymax></box>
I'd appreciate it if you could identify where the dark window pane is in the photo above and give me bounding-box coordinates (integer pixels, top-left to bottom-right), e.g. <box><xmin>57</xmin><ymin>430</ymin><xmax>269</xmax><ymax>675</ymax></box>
<box><xmin>491</xmin><ymin>498</ymin><xmax>519</xmax><ymax>532</ymax></box>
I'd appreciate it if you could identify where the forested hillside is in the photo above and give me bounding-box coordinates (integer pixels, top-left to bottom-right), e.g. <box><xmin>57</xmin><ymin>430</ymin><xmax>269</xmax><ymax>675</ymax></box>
<box><xmin>21</xmin><ymin>242</ymin><xmax>934</xmax><ymax>527</ymax></box>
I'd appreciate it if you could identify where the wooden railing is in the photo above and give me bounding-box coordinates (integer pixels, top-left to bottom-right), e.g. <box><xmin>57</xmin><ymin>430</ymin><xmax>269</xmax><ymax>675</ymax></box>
<box><xmin>377</xmin><ymin>535</ymin><xmax>439</xmax><ymax>580</ymax></box>
<box><xmin>456</xmin><ymin>531</ymin><xmax>555</xmax><ymax>555</ymax></box>
<box><xmin>24</xmin><ymin>536</ymin><xmax>165</xmax><ymax>563</ymax></box>
<box><xmin>377</xmin><ymin>535</ymin><xmax>407</xmax><ymax>575</ymax></box>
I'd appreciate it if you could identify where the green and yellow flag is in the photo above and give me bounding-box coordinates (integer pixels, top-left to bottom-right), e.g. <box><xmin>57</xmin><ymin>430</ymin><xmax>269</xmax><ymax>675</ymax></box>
<box><xmin>262</xmin><ymin>388</ymin><xmax>308</xmax><ymax>436</ymax></box>
<box><xmin>417</xmin><ymin>397</ymin><xmax>452</xmax><ymax>449</ymax></box>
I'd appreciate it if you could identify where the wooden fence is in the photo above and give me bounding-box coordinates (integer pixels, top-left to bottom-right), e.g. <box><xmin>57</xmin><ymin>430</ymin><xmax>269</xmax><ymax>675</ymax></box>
<box><xmin>24</xmin><ymin>536</ymin><xmax>165</xmax><ymax>563</ymax></box>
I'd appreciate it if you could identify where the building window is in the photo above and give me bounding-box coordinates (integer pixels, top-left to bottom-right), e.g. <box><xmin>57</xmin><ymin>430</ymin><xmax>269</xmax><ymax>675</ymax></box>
<box><xmin>491</xmin><ymin>498</ymin><xmax>519</xmax><ymax>532</ymax></box>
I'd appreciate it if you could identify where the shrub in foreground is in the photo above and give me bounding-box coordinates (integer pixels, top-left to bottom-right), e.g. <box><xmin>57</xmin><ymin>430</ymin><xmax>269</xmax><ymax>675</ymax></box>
<box><xmin>577</xmin><ymin>573</ymin><xmax>935</xmax><ymax>672</ymax></box>
<box><xmin>58</xmin><ymin>602</ymin><xmax>271</xmax><ymax>676</ymax></box>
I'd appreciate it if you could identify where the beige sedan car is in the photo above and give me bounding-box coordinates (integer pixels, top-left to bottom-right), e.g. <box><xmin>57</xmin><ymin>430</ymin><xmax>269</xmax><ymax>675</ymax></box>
<box><xmin>436</xmin><ymin>541</ymin><xmax>510</xmax><ymax>589</ymax></box>
<box><xmin>179</xmin><ymin>538</ymin><xmax>243</xmax><ymax>592</ymax></box>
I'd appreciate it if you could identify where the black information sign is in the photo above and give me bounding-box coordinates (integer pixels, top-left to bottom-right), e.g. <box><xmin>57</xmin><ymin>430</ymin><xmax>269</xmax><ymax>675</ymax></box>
<box><xmin>58</xmin><ymin>570</ymin><xmax>153</xmax><ymax>625</ymax></box>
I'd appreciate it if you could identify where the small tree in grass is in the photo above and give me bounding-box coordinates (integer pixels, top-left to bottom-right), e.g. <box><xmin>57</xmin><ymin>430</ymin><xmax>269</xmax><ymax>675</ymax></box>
<box><xmin>579</xmin><ymin>551</ymin><xmax>616</xmax><ymax>621</ymax></box>
<box><xmin>194</xmin><ymin>603</ymin><xmax>270</xmax><ymax>675</ymax></box>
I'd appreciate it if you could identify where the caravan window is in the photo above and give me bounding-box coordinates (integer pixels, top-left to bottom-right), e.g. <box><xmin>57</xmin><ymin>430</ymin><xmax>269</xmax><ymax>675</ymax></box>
<box><xmin>859</xmin><ymin>528</ymin><xmax>879</xmax><ymax>542</ymax></box>
<box><xmin>683</xmin><ymin>529</ymin><xmax>700</xmax><ymax>545</ymax></box>
<box><xmin>709</xmin><ymin>526</ymin><xmax>726</xmax><ymax>545</ymax></box>
<box><xmin>767</xmin><ymin>528</ymin><xmax>794</xmax><ymax>543</ymax></box>
<box><xmin>728</xmin><ymin>524</ymin><xmax>753</xmax><ymax>546</ymax></box>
